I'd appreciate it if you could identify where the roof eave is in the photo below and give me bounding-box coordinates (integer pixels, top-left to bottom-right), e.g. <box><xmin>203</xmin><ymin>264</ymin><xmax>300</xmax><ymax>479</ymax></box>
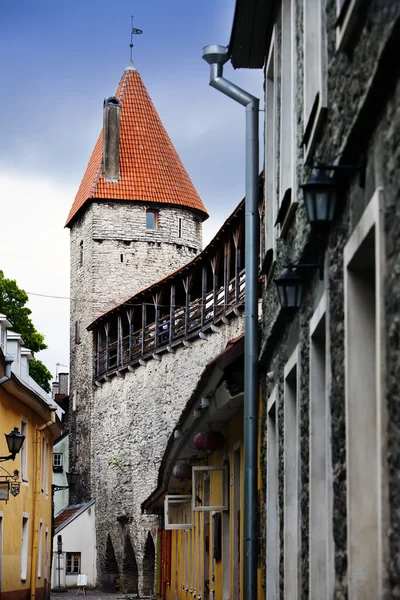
<box><xmin>228</xmin><ymin>0</ymin><xmax>276</xmax><ymax>69</ymax></box>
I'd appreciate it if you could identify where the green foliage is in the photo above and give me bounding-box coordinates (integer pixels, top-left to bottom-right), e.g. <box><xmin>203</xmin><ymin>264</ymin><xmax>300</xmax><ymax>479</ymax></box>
<box><xmin>28</xmin><ymin>359</ymin><xmax>52</xmax><ymax>393</ymax></box>
<box><xmin>0</xmin><ymin>271</ymin><xmax>46</xmax><ymax>353</ymax></box>
<box><xmin>0</xmin><ymin>270</ymin><xmax>52</xmax><ymax>392</ymax></box>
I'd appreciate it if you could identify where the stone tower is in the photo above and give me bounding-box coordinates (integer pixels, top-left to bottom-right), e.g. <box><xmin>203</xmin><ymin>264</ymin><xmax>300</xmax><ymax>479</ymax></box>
<box><xmin>66</xmin><ymin>63</ymin><xmax>208</xmax><ymax>504</ymax></box>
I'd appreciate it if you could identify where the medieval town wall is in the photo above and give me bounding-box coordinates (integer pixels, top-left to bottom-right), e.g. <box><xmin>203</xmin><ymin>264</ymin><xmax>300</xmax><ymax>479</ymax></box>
<box><xmin>91</xmin><ymin>314</ymin><xmax>244</xmax><ymax>592</ymax></box>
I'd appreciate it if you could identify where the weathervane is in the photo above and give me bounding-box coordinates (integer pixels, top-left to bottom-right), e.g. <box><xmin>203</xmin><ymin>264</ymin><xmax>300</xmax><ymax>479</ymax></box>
<box><xmin>129</xmin><ymin>15</ymin><xmax>143</xmax><ymax>64</ymax></box>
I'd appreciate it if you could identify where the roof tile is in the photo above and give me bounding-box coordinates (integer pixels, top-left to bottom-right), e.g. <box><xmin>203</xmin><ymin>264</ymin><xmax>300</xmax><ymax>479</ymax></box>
<box><xmin>66</xmin><ymin>68</ymin><xmax>208</xmax><ymax>226</ymax></box>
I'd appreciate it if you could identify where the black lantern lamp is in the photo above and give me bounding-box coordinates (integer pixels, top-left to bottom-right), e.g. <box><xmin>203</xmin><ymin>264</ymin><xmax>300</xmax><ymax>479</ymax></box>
<box><xmin>301</xmin><ymin>169</ymin><xmax>337</xmax><ymax>231</ymax></box>
<box><xmin>66</xmin><ymin>468</ymin><xmax>79</xmax><ymax>488</ymax></box>
<box><xmin>1</xmin><ymin>427</ymin><xmax>25</xmax><ymax>462</ymax></box>
<box><xmin>275</xmin><ymin>267</ymin><xmax>304</xmax><ymax>312</ymax></box>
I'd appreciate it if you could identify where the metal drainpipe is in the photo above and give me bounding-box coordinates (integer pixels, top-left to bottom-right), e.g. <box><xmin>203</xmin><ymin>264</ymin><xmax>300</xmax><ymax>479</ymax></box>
<box><xmin>202</xmin><ymin>45</ymin><xmax>259</xmax><ymax>599</ymax></box>
<box><xmin>0</xmin><ymin>357</ymin><xmax>13</xmax><ymax>386</ymax></box>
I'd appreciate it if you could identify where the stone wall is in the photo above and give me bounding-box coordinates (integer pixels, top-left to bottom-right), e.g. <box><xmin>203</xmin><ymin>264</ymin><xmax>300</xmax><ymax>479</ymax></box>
<box><xmin>69</xmin><ymin>200</ymin><xmax>203</xmax><ymax>504</ymax></box>
<box><xmin>91</xmin><ymin>315</ymin><xmax>244</xmax><ymax>593</ymax></box>
<box><xmin>260</xmin><ymin>2</ymin><xmax>400</xmax><ymax>598</ymax></box>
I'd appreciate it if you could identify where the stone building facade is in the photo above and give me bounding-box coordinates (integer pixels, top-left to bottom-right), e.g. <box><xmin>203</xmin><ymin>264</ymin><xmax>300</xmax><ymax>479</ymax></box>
<box><xmin>228</xmin><ymin>0</ymin><xmax>400</xmax><ymax>598</ymax></box>
<box><xmin>66</xmin><ymin>61</ymin><xmax>248</xmax><ymax>594</ymax></box>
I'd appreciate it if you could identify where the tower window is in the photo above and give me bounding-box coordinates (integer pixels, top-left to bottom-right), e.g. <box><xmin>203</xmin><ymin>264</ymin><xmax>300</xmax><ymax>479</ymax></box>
<box><xmin>178</xmin><ymin>217</ymin><xmax>183</xmax><ymax>238</ymax></box>
<box><xmin>75</xmin><ymin>320</ymin><xmax>81</xmax><ymax>345</ymax></box>
<box><xmin>146</xmin><ymin>209</ymin><xmax>158</xmax><ymax>230</ymax></box>
<box><xmin>195</xmin><ymin>220</ymin><xmax>201</xmax><ymax>238</ymax></box>
<box><xmin>79</xmin><ymin>241</ymin><xmax>83</xmax><ymax>267</ymax></box>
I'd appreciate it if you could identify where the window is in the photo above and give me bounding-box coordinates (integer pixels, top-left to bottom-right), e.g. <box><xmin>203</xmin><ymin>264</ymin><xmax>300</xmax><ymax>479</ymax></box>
<box><xmin>284</xmin><ymin>345</ymin><xmax>300</xmax><ymax>598</ymax></box>
<box><xmin>164</xmin><ymin>496</ymin><xmax>193</xmax><ymax>530</ymax></box>
<box><xmin>192</xmin><ymin>466</ymin><xmax>228</xmax><ymax>511</ymax></box>
<box><xmin>38</xmin><ymin>520</ymin><xmax>43</xmax><ymax>578</ymax></box>
<box><xmin>20</xmin><ymin>418</ymin><xmax>28</xmax><ymax>482</ymax></box>
<box><xmin>146</xmin><ymin>209</ymin><xmax>158</xmax><ymax>230</ymax></box>
<box><xmin>194</xmin><ymin>219</ymin><xmax>201</xmax><ymax>238</ymax></box>
<box><xmin>303</xmin><ymin>0</ymin><xmax>327</xmax><ymax>158</ymax></box>
<box><xmin>344</xmin><ymin>188</ymin><xmax>386</xmax><ymax>597</ymax></box>
<box><xmin>53</xmin><ymin>453</ymin><xmax>63</xmax><ymax>472</ymax></box>
<box><xmin>66</xmin><ymin>552</ymin><xmax>81</xmax><ymax>575</ymax></box>
<box><xmin>309</xmin><ymin>295</ymin><xmax>334</xmax><ymax>598</ymax></box>
<box><xmin>266</xmin><ymin>387</ymin><xmax>279</xmax><ymax>598</ymax></box>
<box><xmin>21</xmin><ymin>514</ymin><xmax>29</xmax><ymax>581</ymax></box>
<box><xmin>40</xmin><ymin>436</ymin><xmax>45</xmax><ymax>493</ymax></box>
<box><xmin>44</xmin><ymin>529</ymin><xmax>48</xmax><ymax>579</ymax></box>
<box><xmin>45</xmin><ymin>439</ymin><xmax>49</xmax><ymax>495</ymax></box>
<box><xmin>279</xmin><ymin>0</ymin><xmax>297</xmax><ymax>234</ymax></box>
<box><xmin>72</xmin><ymin>390</ymin><xmax>77</xmax><ymax>412</ymax></box>
<box><xmin>79</xmin><ymin>241</ymin><xmax>83</xmax><ymax>268</ymax></box>
<box><xmin>336</xmin><ymin>0</ymin><xmax>363</xmax><ymax>51</ymax></box>
<box><xmin>264</xmin><ymin>30</ymin><xmax>278</xmax><ymax>268</ymax></box>
<box><xmin>75</xmin><ymin>320</ymin><xmax>81</xmax><ymax>345</ymax></box>
<box><xmin>178</xmin><ymin>217</ymin><xmax>183</xmax><ymax>238</ymax></box>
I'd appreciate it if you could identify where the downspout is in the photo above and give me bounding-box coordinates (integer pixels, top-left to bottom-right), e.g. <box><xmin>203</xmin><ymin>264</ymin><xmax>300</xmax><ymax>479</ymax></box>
<box><xmin>30</xmin><ymin>407</ymin><xmax>58</xmax><ymax>600</ymax></box>
<box><xmin>202</xmin><ymin>45</ymin><xmax>259</xmax><ymax>599</ymax></box>
<box><xmin>0</xmin><ymin>356</ymin><xmax>13</xmax><ymax>386</ymax></box>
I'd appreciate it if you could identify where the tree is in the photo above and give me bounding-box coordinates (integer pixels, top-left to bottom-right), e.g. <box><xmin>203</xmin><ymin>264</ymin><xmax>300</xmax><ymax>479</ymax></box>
<box><xmin>0</xmin><ymin>270</ymin><xmax>52</xmax><ymax>392</ymax></box>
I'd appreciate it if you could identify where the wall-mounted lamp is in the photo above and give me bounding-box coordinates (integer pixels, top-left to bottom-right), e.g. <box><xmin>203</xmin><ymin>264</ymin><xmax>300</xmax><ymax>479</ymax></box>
<box><xmin>275</xmin><ymin>264</ymin><xmax>318</xmax><ymax>312</ymax></box>
<box><xmin>200</xmin><ymin>397</ymin><xmax>210</xmax><ymax>409</ymax></box>
<box><xmin>301</xmin><ymin>158</ymin><xmax>366</xmax><ymax>232</ymax></box>
<box><xmin>173</xmin><ymin>429</ymin><xmax>188</xmax><ymax>441</ymax></box>
<box><xmin>0</xmin><ymin>427</ymin><xmax>25</xmax><ymax>462</ymax></box>
<box><xmin>53</xmin><ymin>467</ymin><xmax>79</xmax><ymax>493</ymax></box>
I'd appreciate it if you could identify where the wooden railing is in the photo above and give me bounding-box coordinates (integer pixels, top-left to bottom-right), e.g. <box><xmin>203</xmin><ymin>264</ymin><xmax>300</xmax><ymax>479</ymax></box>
<box><xmin>94</xmin><ymin>269</ymin><xmax>245</xmax><ymax>379</ymax></box>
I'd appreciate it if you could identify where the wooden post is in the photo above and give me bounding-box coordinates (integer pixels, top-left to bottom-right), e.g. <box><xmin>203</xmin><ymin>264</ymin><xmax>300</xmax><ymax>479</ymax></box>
<box><xmin>154</xmin><ymin>292</ymin><xmax>161</xmax><ymax>349</ymax></box>
<box><xmin>224</xmin><ymin>241</ymin><xmax>231</xmax><ymax>309</ymax></box>
<box><xmin>201</xmin><ymin>265</ymin><xmax>207</xmax><ymax>328</ymax></box>
<box><xmin>141</xmin><ymin>303</ymin><xmax>146</xmax><ymax>355</ymax></box>
<box><xmin>117</xmin><ymin>314</ymin><xmax>122</xmax><ymax>368</ymax></box>
<box><xmin>126</xmin><ymin>308</ymin><xmax>133</xmax><ymax>363</ymax></box>
<box><xmin>169</xmin><ymin>285</ymin><xmax>175</xmax><ymax>344</ymax></box>
<box><xmin>233</xmin><ymin>227</ymin><xmax>241</xmax><ymax>304</ymax></box>
<box><xmin>104</xmin><ymin>322</ymin><xmax>110</xmax><ymax>373</ymax></box>
<box><xmin>211</xmin><ymin>255</ymin><xmax>219</xmax><ymax>319</ymax></box>
<box><xmin>183</xmin><ymin>275</ymin><xmax>192</xmax><ymax>336</ymax></box>
<box><xmin>96</xmin><ymin>327</ymin><xmax>101</xmax><ymax>377</ymax></box>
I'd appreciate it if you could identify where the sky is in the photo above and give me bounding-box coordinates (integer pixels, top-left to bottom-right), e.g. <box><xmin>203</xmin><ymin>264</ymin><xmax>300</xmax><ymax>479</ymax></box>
<box><xmin>0</xmin><ymin>0</ymin><xmax>263</xmax><ymax>382</ymax></box>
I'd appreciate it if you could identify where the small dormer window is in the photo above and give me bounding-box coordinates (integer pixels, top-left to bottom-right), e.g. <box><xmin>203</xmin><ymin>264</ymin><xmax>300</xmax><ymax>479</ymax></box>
<box><xmin>146</xmin><ymin>209</ymin><xmax>158</xmax><ymax>230</ymax></box>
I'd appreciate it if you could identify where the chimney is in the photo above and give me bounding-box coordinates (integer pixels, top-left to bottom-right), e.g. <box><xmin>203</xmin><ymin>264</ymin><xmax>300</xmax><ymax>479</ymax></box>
<box><xmin>58</xmin><ymin>372</ymin><xmax>69</xmax><ymax>396</ymax></box>
<box><xmin>51</xmin><ymin>381</ymin><xmax>59</xmax><ymax>400</ymax></box>
<box><xmin>103</xmin><ymin>96</ymin><xmax>121</xmax><ymax>182</ymax></box>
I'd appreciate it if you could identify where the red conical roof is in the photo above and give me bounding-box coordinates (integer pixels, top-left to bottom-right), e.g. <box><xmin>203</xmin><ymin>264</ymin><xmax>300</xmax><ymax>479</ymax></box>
<box><xmin>66</xmin><ymin>67</ymin><xmax>208</xmax><ymax>227</ymax></box>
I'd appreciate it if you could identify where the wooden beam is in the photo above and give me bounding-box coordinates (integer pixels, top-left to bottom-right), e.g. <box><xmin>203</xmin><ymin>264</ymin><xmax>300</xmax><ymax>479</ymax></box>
<box><xmin>201</xmin><ymin>265</ymin><xmax>207</xmax><ymax>328</ymax></box>
<box><xmin>169</xmin><ymin>284</ymin><xmax>175</xmax><ymax>345</ymax></box>
<box><xmin>141</xmin><ymin>303</ymin><xmax>146</xmax><ymax>356</ymax></box>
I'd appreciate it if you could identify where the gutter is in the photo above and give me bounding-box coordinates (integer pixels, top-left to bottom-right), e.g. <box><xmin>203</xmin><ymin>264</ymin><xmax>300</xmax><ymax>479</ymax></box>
<box><xmin>202</xmin><ymin>44</ymin><xmax>259</xmax><ymax>599</ymax></box>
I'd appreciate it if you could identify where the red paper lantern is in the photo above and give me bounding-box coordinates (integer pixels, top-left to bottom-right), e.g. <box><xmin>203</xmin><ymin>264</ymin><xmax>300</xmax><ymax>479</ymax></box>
<box><xmin>172</xmin><ymin>463</ymin><xmax>192</xmax><ymax>481</ymax></box>
<box><xmin>193</xmin><ymin>431</ymin><xmax>225</xmax><ymax>453</ymax></box>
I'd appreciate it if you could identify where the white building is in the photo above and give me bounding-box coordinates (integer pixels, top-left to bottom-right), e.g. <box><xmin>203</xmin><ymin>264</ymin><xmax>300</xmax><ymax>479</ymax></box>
<box><xmin>52</xmin><ymin>500</ymin><xmax>96</xmax><ymax>588</ymax></box>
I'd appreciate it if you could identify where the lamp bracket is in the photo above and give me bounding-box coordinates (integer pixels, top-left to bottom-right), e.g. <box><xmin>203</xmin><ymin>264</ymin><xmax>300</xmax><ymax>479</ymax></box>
<box><xmin>312</xmin><ymin>154</ymin><xmax>366</xmax><ymax>187</ymax></box>
<box><xmin>0</xmin><ymin>454</ymin><xmax>15</xmax><ymax>463</ymax></box>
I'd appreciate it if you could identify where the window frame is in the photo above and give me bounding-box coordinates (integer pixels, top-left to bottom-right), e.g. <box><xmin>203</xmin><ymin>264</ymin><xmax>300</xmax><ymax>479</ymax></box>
<box><xmin>20</xmin><ymin>417</ymin><xmax>28</xmax><ymax>483</ymax></box>
<box><xmin>192</xmin><ymin>465</ymin><xmax>229</xmax><ymax>512</ymax></box>
<box><xmin>336</xmin><ymin>0</ymin><xmax>363</xmax><ymax>51</ymax></box>
<box><xmin>66</xmin><ymin>552</ymin><xmax>81</xmax><ymax>575</ymax></box>
<box><xmin>146</xmin><ymin>209</ymin><xmax>158</xmax><ymax>230</ymax></box>
<box><xmin>164</xmin><ymin>495</ymin><xmax>193</xmax><ymax>530</ymax></box>
<box><xmin>21</xmin><ymin>513</ymin><xmax>29</xmax><ymax>582</ymax></box>
<box><xmin>303</xmin><ymin>0</ymin><xmax>328</xmax><ymax>159</ymax></box>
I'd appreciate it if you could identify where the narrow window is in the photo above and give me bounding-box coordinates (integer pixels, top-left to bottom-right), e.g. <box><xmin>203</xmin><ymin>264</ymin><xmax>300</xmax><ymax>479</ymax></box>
<box><xmin>264</xmin><ymin>31</ymin><xmax>277</xmax><ymax>265</ymax></box>
<box><xmin>120</xmin><ymin>253</ymin><xmax>124</xmax><ymax>263</ymax></box>
<box><xmin>232</xmin><ymin>446</ymin><xmax>242</xmax><ymax>599</ymax></box>
<box><xmin>178</xmin><ymin>217</ymin><xmax>183</xmax><ymax>238</ymax></box>
<box><xmin>44</xmin><ymin>529</ymin><xmax>48</xmax><ymax>579</ymax></box>
<box><xmin>194</xmin><ymin>219</ymin><xmax>201</xmax><ymax>238</ymax></box>
<box><xmin>336</xmin><ymin>0</ymin><xmax>363</xmax><ymax>50</ymax></box>
<box><xmin>45</xmin><ymin>439</ymin><xmax>49</xmax><ymax>495</ymax></box>
<box><xmin>75</xmin><ymin>320</ymin><xmax>81</xmax><ymax>345</ymax></box>
<box><xmin>266</xmin><ymin>387</ymin><xmax>279</xmax><ymax>598</ymax></box>
<box><xmin>303</xmin><ymin>0</ymin><xmax>327</xmax><ymax>157</ymax></box>
<box><xmin>0</xmin><ymin>514</ymin><xmax>3</xmax><ymax>583</ymax></box>
<box><xmin>344</xmin><ymin>189</ymin><xmax>386</xmax><ymax>597</ymax></box>
<box><xmin>309</xmin><ymin>296</ymin><xmax>334</xmax><ymax>597</ymax></box>
<box><xmin>38</xmin><ymin>520</ymin><xmax>43</xmax><ymax>578</ymax></box>
<box><xmin>72</xmin><ymin>390</ymin><xmax>77</xmax><ymax>412</ymax></box>
<box><xmin>40</xmin><ymin>437</ymin><xmax>45</xmax><ymax>493</ymax></box>
<box><xmin>66</xmin><ymin>552</ymin><xmax>81</xmax><ymax>574</ymax></box>
<box><xmin>146</xmin><ymin>209</ymin><xmax>158</xmax><ymax>230</ymax></box>
<box><xmin>79</xmin><ymin>241</ymin><xmax>83</xmax><ymax>268</ymax></box>
<box><xmin>279</xmin><ymin>0</ymin><xmax>296</xmax><ymax>234</ymax></box>
<box><xmin>21</xmin><ymin>514</ymin><xmax>29</xmax><ymax>581</ymax></box>
<box><xmin>284</xmin><ymin>346</ymin><xmax>300</xmax><ymax>598</ymax></box>
<box><xmin>20</xmin><ymin>418</ymin><xmax>28</xmax><ymax>482</ymax></box>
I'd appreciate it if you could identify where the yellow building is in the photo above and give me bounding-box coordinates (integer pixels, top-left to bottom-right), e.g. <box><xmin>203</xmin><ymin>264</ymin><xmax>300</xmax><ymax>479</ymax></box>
<box><xmin>0</xmin><ymin>314</ymin><xmax>62</xmax><ymax>600</ymax></box>
<box><xmin>142</xmin><ymin>335</ymin><xmax>263</xmax><ymax>600</ymax></box>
